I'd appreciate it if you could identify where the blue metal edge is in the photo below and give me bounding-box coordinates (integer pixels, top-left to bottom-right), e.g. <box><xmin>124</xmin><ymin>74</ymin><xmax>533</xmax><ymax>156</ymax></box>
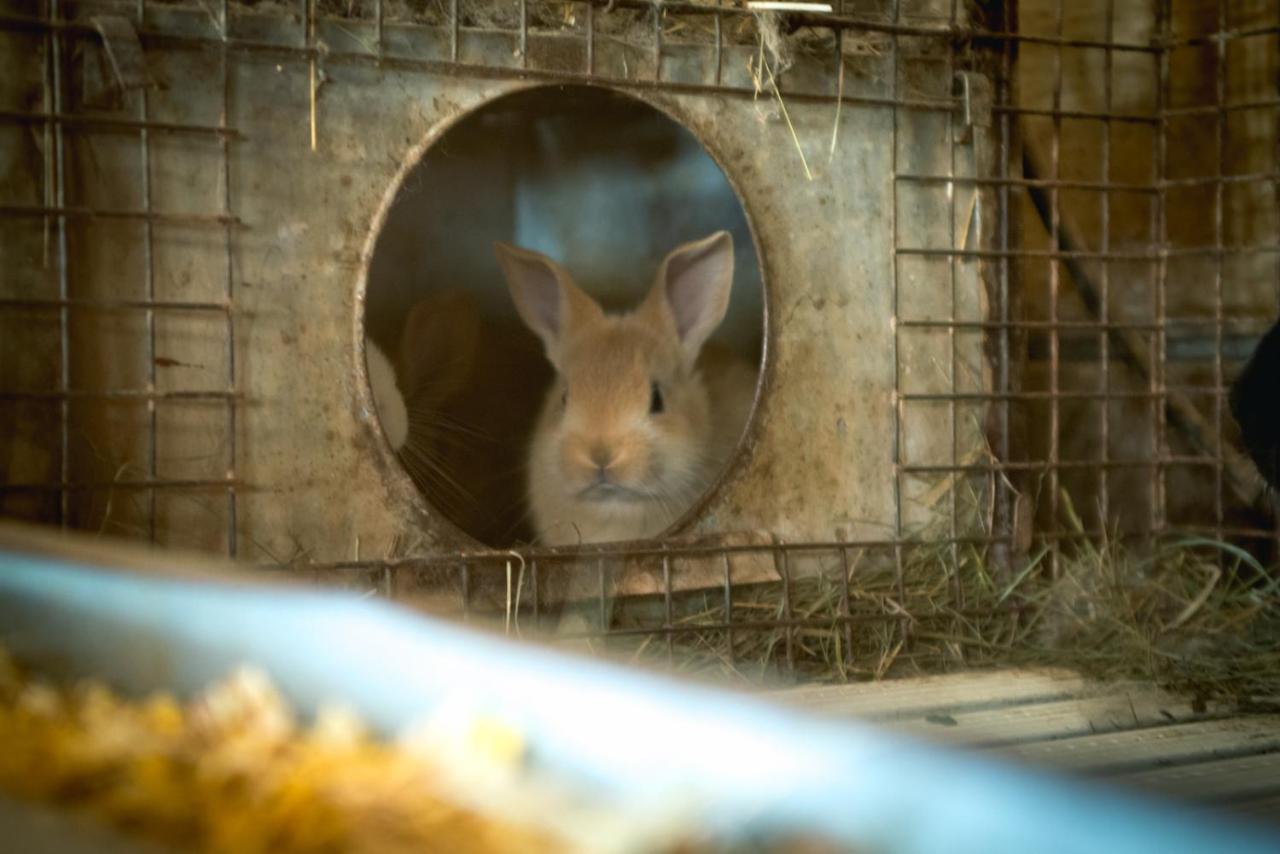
<box><xmin>1</xmin><ymin>548</ymin><xmax>1277</xmax><ymax>854</ymax></box>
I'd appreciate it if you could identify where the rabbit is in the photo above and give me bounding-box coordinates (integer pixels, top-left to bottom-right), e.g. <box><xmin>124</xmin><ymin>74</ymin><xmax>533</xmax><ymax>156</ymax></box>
<box><xmin>388</xmin><ymin>291</ymin><xmax>484</xmax><ymax>516</ymax></box>
<box><xmin>1230</xmin><ymin>317</ymin><xmax>1280</xmax><ymax>491</ymax></box>
<box><xmin>496</xmin><ymin>230</ymin><xmax>755</xmax><ymax>547</ymax></box>
<box><xmin>366</xmin><ymin>338</ymin><xmax>409</xmax><ymax>452</ymax></box>
<box><xmin>371</xmin><ymin>288</ymin><xmax>553</xmax><ymax>547</ymax></box>
<box><xmin>365</xmin><ymin>290</ymin><xmax>480</xmax><ymax>469</ymax></box>
<box><xmin>399</xmin><ymin>308</ymin><xmax>551</xmax><ymax>547</ymax></box>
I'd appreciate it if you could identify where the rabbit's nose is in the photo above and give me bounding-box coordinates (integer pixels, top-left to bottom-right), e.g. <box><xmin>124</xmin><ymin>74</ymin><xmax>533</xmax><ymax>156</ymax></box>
<box><xmin>589</xmin><ymin>444</ymin><xmax>616</xmax><ymax>474</ymax></box>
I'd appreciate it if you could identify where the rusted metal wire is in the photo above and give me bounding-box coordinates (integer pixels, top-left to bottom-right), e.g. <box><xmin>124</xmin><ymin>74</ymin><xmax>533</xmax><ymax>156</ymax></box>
<box><xmin>0</xmin><ymin>204</ymin><xmax>241</xmax><ymax>226</ymax></box>
<box><xmin>0</xmin><ymin>110</ymin><xmax>242</xmax><ymax>137</ymax></box>
<box><xmin>1</xmin><ymin>0</ymin><xmax>1276</xmax><ymax>664</ymax></box>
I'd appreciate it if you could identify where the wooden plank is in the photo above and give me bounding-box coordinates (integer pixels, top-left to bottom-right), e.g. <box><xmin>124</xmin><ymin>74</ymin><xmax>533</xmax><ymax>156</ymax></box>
<box><xmin>775</xmin><ymin>669</ymin><xmax>1280</xmax><ymax>818</ymax></box>
<box><xmin>888</xmin><ymin>689</ymin><xmax>1214</xmax><ymax>748</ymax></box>
<box><xmin>1234</xmin><ymin>795</ymin><xmax>1280</xmax><ymax>826</ymax></box>
<box><xmin>773</xmin><ymin>668</ymin><xmax>1089</xmax><ymax>719</ymax></box>
<box><xmin>1000</xmin><ymin>717</ymin><xmax>1280</xmax><ymax>774</ymax></box>
<box><xmin>1118</xmin><ymin>753</ymin><xmax>1280</xmax><ymax>803</ymax></box>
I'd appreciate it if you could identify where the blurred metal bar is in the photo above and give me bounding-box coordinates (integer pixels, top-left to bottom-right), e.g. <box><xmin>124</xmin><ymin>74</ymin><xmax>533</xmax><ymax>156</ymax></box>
<box><xmin>974</xmin><ymin>31</ymin><xmax>1157</xmax><ymax>52</ymax></box>
<box><xmin>901</xmin><ymin>457</ymin><xmax>1227</xmax><ymax>474</ymax></box>
<box><xmin>1098</xmin><ymin>0</ymin><xmax>1114</xmax><ymax>529</ymax></box>
<box><xmin>1212</xmin><ymin>0</ymin><xmax>1228</xmax><ymax>539</ymax></box>
<box><xmin>898</xmin><ymin>246</ymin><xmax>1161</xmax><ymax>260</ymax></box>
<box><xmin>662</xmin><ymin>551</ymin><xmax>674</xmax><ymax>666</ymax></box>
<box><xmin>779</xmin><ymin>547</ymin><xmax>794</xmax><ymax>673</ymax></box>
<box><xmin>1163</xmin><ymin>23</ymin><xmax>1280</xmax><ymax>48</ymax></box>
<box><xmin>48</xmin><ymin>0</ymin><xmax>70</xmax><ymax>528</ymax></box>
<box><xmin>1273</xmin><ymin>0</ymin><xmax>1280</xmax><ymax>551</ymax></box>
<box><xmin>315</xmin><ymin>523</ymin><xmax>1280</xmax><ymax>569</ymax></box>
<box><xmin>597</xmin><ymin>557</ymin><xmax>608</xmax><ymax>630</ymax></box>
<box><xmin>901</xmin><ymin>319</ymin><xmax>1162</xmax><ymax>330</ymax></box>
<box><xmin>220</xmin><ymin>0</ymin><xmax>237</xmax><ymax>558</ymax></box>
<box><xmin>903</xmin><ymin>390</ymin><xmax>1204</xmax><ymax>403</ymax></box>
<box><xmin>712</xmin><ymin>3</ymin><xmax>722</xmax><ymax>86</ymax></box>
<box><xmin>993</xmin><ymin>105</ymin><xmax>1158</xmax><ymax>124</ymax></box>
<box><xmin>946</xmin><ymin>0</ymin><xmax>961</xmax><ymax>639</ymax></box>
<box><xmin>449</xmin><ymin>0</ymin><xmax>458</xmax><ymax>62</ymax></box>
<box><xmin>652</xmin><ymin>0</ymin><xmax>661</xmax><ymax>82</ymax></box>
<box><xmin>0</xmin><ymin>390</ymin><xmax>238</xmax><ymax>400</ymax></box>
<box><xmin>1163</xmin><ymin>98</ymin><xmax>1280</xmax><ymax>118</ymax></box>
<box><xmin>1164</xmin><ymin>244</ymin><xmax>1280</xmax><ymax>257</ymax></box>
<box><xmin>0</xmin><ymin>478</ymin><xmax>238</xmax><ymax>492</ymax></box>
<box><xmin>838</xmin><ymin>547</ymin><xmax>853</xmax><ymax>673</ymax></box>
<box><xmin>584</xmin><ymin>0</ymin><xmax>593</xmax><ymax>74</ymax></box>
<box><xmin>722</xmin><ymin>552</ymin><xmax>735</xmax><ymax>666</ymax></box>
<box><xmin>460</xmin><ymin>561</ymin><xmax>471</xmax><ymax>619</ymax></box>
<box><xmin>1154</xmin><ymin>0</ymin><xmax>1171</xmax><ymax>536</ymax></box>
<box><xmin>889</xmin><ymin>0</ymin><xmax>905</xmax><ymax>653</ymax></box>
<box><xmin>577</xmin><ymin>1</ymin><xmax>967</xmax><ymax>37</ymax></box>
<box><xmin>0</xmin><ymin>110</ymin><xmax>241</xmax><ymax>137</ymax></box>
<box><xmin>0</xmin><ymin>4</ymin><xmax>971</xmax><ymax>39</ymax></box>
<box><xmin>519</xmin><ymin>0</ymin><xmax>527</xmax><ymax>69</ymax></box>
<box><xmin>531</xmin><ymin>558</ymin><xmax>540</xmax><ymax>625</ymax></box>
<box><xmin>0</xmin><ymin>204</ymin><xmax>241</xmax><ymax>225</ymax></box>
<box><xmin>1161</xmin><ymin>171</ymin><xmax>1280</xmax><ymax>188</ymax></box>
<box><xmin>595</xmin><ymin>610</ymin><xmax>1028</xmax><ymax>639</ymax></box>
<box><xmin>889</xmin><ymin>0</ymin><xmax>909</xmax><ymax>653</ymax></box>
<box><xmin>897</xmin><ymin>172</ymin><xmax>1158</xmax><ymax>193</ymax></box>
<box><xmin>138</xmin><ymin>16</ymin><xmax>159</xmax><ymax>542</ymax></box>
<box><xmin>0</xmin><ymin>12</ymin><xmax>963</xmax><ymax>112</ymax></box>
<box><xmin>0</xmin><ymin>297</ymin><xmax>230</xmax><ymax>311</ymax></box>
<box><xmin>1046</xmin><ymin>0</ymin><xmax>1064</xmax><ymax>567</ymax></box>
<box><xmin>993</xmin><ymin>0</ymin><xmax>1016</xmax><ymax>576</ymax></box>
<box><xmin>306</xmin><ymin>0</ymin><xmax>316</xmax><ymax>151</ymax></box>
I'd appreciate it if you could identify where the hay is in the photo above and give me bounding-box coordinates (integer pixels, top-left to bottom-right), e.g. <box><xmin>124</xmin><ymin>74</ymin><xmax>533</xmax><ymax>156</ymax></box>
<box><xmin>607</xmin><ymin>493</ymin><xmax>1280</xmax><ymax>707</ymax></box>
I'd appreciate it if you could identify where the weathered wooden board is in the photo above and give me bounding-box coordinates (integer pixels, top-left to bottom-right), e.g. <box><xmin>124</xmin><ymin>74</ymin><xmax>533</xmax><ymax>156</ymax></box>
<box><xmin>1005</xmin><ymin>717</ymin><xmax>1280</xmax><ymax>774</ymax></box>
<box><xmin>772</xmin><ymin>670</ymin><xmax>1280</xmax><ymax>825</ymax></box>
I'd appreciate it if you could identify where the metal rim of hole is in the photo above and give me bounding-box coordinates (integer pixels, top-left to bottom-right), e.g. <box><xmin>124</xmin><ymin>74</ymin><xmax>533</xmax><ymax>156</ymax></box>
<box><xmin>353</xmin><ymin>82</ymin><xmax>772</xmax><ymax>550</ymax></box>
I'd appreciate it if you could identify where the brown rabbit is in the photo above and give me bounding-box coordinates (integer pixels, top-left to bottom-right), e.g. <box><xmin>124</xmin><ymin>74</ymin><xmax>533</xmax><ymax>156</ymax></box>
<box><xmin>393</xmin><ymin>290</ymin><xmax>553</xmax><ymax>547</ymax></box>
<box><xmin>388</xmin><ymin>291</ymin><xmax>483</xmax><ymax>525</ymax></box>
<box><xmin>366</xmin><ymin>290</ymin><xmax>483</xmax><ymax>461</ymax></box>
<box><xmin>366</xmin><ymin>337</ymin><xmax>409</xmax><ymax>452</ymax></box>
<box><xmin>496</xmin><ymin>231</ymin><xmax>755</xmax><ymax>546</ymax></box>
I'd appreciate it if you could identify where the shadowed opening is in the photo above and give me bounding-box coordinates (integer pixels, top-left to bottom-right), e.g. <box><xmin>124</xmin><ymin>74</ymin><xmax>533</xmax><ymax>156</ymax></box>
<box><xmin>363</xmin><ymin>85</ymin><xmax>765</xmax><ymax>548</ymax></box>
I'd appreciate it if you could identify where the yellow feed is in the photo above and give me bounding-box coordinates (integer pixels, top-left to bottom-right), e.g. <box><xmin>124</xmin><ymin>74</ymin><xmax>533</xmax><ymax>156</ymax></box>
<box><xmin>0</xmin><ymin>648</ymin><xmax>583</xmax><ymax>854</ymax></box>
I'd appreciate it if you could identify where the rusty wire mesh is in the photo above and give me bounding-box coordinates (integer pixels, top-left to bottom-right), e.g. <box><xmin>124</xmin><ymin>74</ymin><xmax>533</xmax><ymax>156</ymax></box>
<box><xmin>1</xmin><ymin>0</ymin><xmax>1278</xmax><ymax>680</ymax></box>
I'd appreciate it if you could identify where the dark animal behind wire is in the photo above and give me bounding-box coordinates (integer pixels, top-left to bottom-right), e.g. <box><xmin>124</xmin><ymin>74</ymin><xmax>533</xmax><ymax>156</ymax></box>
<box><xmin>1230</xmin><ymin>318</ymin><xmax>1280</xmax><ymax>491</ymax></box>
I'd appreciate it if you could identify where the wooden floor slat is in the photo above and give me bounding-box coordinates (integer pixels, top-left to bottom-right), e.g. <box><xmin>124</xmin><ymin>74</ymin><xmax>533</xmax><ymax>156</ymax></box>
<box><xmin>1235</xmin><ymin>795</ymin><xmax>1280</xmax><ymax>825</ymax></box>
<box><xmin>1118</xmin><ymin>753</ymin><xmax>1280</xmax><ymax>802</ymax></box>
<box><xmin>775</xmin><ymin>668</ymin><xmax>1089</xmax><ymax>719</ymax></box>
<box><xmin>1000</xmin><ymin>716</ymin><xmax>1280</xmax><ymax>773</ymax></box>
<box><xmin>771</xmin><ymin>669</ymin><xmax>1280</xmax><ymax>818</ymax></box>
<box><xmin>889</xmin><ymin>689</ymin><xmax>1212</xmax><ymax>747</ymax></box>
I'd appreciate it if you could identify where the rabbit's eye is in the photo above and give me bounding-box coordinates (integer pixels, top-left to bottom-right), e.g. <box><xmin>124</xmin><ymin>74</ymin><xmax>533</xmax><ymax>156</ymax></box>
<box><xmin>649</xmin><ymin>382</ymin><xmax>664</xmax><ymax>415</ymax></box>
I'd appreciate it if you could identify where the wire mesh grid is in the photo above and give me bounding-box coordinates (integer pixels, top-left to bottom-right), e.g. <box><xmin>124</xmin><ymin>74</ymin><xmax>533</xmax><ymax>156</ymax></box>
<box><xmin>0</xmin><ymin>0</ymin><xmax>1277</xmax><ymax>679</ymax></box>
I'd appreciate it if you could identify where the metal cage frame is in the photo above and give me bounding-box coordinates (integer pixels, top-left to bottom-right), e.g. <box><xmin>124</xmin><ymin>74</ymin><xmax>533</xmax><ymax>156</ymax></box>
<box><xmin>1</xmin><ymin>0</ymin><xmax>1278</xmax><ymax>678</ymax></box>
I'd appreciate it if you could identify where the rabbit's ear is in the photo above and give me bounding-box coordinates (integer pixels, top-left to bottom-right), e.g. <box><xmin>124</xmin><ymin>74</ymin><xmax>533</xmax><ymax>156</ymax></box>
<box><xmin>496</xmin><ymin>242</ymin><xmax>603</xmax><ymax>370</ymax></box>
<box><xmin>397</xmin><ymin>290</ymin><xmax>481</xmax><ymax>405</ymax></box>
<box><xmin>644</xmin><ymin>231</ymin><xmax>735</xmax><ymax>363</ymax></box>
